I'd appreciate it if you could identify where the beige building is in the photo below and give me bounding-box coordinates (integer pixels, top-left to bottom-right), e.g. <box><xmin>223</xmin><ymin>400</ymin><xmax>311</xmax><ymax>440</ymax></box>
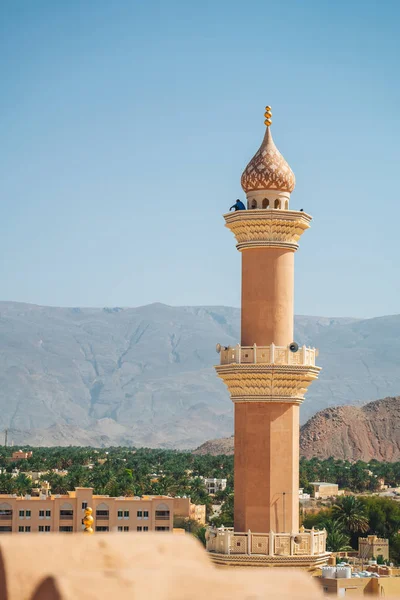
<box><xmin>320</xmin><ymin>575</ymin><xmax>400</xmax><ymax>597</ymax></box>
<box><xmin>0</xmin><ymin>488</ymin><xmax>204</xmax><ymax>534</ymax></box>
<box><xmin>359</xmin><ymin>535</ymin><xmax>389</xmax><ymax>561</ymax></box>
<box><xmin>173</xmin><ymin>497</ymin><xmax>206</xmax><ymax>525</ymax></box>
<box><xmin>310</xmin><ymin>483</ymin><xmax>343</xmax><ymax>499</ymax></box>
<box><xmin>9</xmin><ymin>450</ymin><xmax>33</xmax><ymax>461</ymax></box>
<box><xmin>203</xmin><ymin>478</ymin><xmax>227</xmax><ymax>495</ymax></box>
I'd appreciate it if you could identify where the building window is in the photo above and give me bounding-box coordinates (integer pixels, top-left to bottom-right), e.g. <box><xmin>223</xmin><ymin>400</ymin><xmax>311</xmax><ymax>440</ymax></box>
<box><xmin>274</xmin><ymin>199</ymin><xmax>280</xmax><ymax>209</ymax></box>
<box><xmin>39</xmin><ymin>526</ymin><xmax>44</xmax><ymax>532</ymax></box>
<box><xmin>82</xmin><ymin>502</ymin><xmax>88</xmax><ymax>510</ymax></box>
<box><xmin>25</xmin><ymin>510</ymin><xmax>31</xmax><ymax>519</ymax></box>
<box><xmin>137</xmin><ymin>510</ymin><xmax>142</xmax><ymax>519</ymax></box>
<box><xmin>0</xmin><ymin>526</ymin><xmax>12</xmax><ymax>533</ymax></box>
<box><xmin>143</xmin><ymin>511</ymin><xmax>149</xmax><ymax>519</ymax></box>
<box><xmin>46</xmin><ymin>510</ymin><xmax>51</xmax><ymax>518</ymax></box>
<box><xmin>19</xmin><ymin>526</ymin><xmax>24</xmax><ymax>532</ymax></box>
<box><xmin>96</xmin><ymin>510</ymin><xmax>109</xmax><ymax>521</ymax></box>
<box><xmin>155</xmin><ymin>526</ymin><xmax>170</xmax><ymax>531</ymax></box>
<box><xmin>60</xmin><ymin>510</ymin><xmax>73</xmax><ymax>520</ymax></box>
<box><xmin>59</xmin><ymin>526</ymin><xmax>73</xmax><ymax>532</ymax></box>
<box><xmin>262</xmin><ymin>198</ymin><xmax>269</xmax><ymax>209</ymax></box>
<box><xmin>143</xmin><ymin>526</ymin><xmax>149</xmax><ymax>531</ymax></box>
<box><xmin>25</xmin><ymin>526</ymin><xmax>31</xmax><ymax>532</ymax></box>
<box><xmin>155</xmin><ymin>510</ymin><xmax>170</xmax><ymax>521</ymax></box>
<box><xmin>137</xmin><ymin>526</ymin><xmax>142</xmax><ymax>531</ymax></box>
<box><xmin>124</xmin><ymin>510</ymin><xmax>129</xmax><ymax>519</ymax></box>
<box><xmin>19</xmin><ymin>510</ymin><xmax>24</xmax><ymax>518</ymax></box>
<box><xmin>124</xmin><ymin>526</ymin><xmax>129</xmax><ymax>532</ymax></box>
<box><xmin>0</xmin><ymin>509</ymin><xmax>12</xmax><ymax>520</ymax></box>
<box><xmin>39</xmin><ymin>510</ymin><xmax>45</xmax><ymax>519</ymax></box>
<box><xmin>118</xmin><ymin>510</ymin><xmax>123</xmax><ymax>519</ymax></box>
<box><xmin>118</xmin><ymin>526</ymin><xmax>123</xmax><ymax>531</ymax></box>
<box><xmin>45</xmin><ymin>526</ymin><xmax>50</xmax><ymax>532</ymax></box>
<box><xmin>96</xmin><ymin>526</ymin><xmax>109</xmax><ymax>532</ymax></box>
<box><xmin>251</xmin><ymin>199</ymin><xmax>257</xmax><ymax>209</ymax></box>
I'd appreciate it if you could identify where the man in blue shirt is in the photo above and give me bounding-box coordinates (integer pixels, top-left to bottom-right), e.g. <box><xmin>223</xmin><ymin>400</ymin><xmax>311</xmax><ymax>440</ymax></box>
<box><xmin>229</xmin><ymin>199</ymin><xmax>246</xmax><ymax>211</ymax></box>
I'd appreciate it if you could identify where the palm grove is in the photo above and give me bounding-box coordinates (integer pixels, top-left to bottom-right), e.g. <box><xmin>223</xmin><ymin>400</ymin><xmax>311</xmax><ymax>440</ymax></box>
<box><xmin>1</xmin><ymin>447</ymin><xmax>400</xmax><ymax>561</ymax></box>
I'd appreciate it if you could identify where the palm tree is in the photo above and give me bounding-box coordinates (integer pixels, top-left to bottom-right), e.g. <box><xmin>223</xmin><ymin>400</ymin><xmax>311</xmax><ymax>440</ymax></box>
<box><xmin>332</xmin><ymin>496</ymin><xmax>369</xmax><ymax>534</ymax></box>
<box><xmin>320</xmin><ymin>519</ymin><xmax>353</xmax><ymax>552</ymax></box>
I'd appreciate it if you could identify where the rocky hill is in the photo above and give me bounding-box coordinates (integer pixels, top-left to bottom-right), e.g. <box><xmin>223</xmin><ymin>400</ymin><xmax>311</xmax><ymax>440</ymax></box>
<box><xmin>300</xmin><ymin>396</ymin><xmax>400</xmax><ymax>461</ymax></box>
<box><xmin>1</xmin><ymin>301</ymin><xmax>400</xmax><ymax>448</ymax></box>
<box><xmin>194</xmin><ymin>397</ymin><xmax>400</xmax><ymax>462</ymax></box>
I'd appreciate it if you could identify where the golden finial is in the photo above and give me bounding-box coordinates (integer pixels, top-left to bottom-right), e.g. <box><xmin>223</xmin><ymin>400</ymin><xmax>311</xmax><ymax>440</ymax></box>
<box><xmin>82</xmin><ymin>506</ymin><xmax>94</xmax><ymax>534</ymax></box>
<box><xmin>264</xmin><ymin>105</ymin><xmax>272</xmax><ymax>127</ymax></box>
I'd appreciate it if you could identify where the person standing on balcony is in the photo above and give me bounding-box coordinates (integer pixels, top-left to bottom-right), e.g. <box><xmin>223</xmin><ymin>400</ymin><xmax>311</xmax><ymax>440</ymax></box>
<box><xmin>229</xmin><ymin>199</ymin><xmax>246</xmax><ymax>211</ymax></box>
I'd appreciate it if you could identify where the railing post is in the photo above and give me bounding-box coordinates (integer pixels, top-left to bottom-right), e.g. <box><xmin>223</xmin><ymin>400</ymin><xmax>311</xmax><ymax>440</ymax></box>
<box><xmin>253</xmin><ymin>343</ymin><xmax>257</xmax><ymax>364</ymax></box>
<box><xmin>269</xmin><ymin>530</ymin><xmax>275</xmax><ymax>556</ymax></box>
<box><xmin>270</xmin><ymin>342</ymin><xmax>275</xmax><ymax>364</ymax></box>
<box><xmin>237</xmin><ymin>343</ymin><xmax>241</xmax><ymax>364</ymax></box>
<box><xmin>302</xmin><ymin>345</ymin><xmax>307</xmax><ymax>365</ymax></box>
<box><xmin>290</xmin><ymin>534</ymin><xmax>295</xmax><ymax>556</ymax></box>
<box><xmin>248</xmin><ymin>529</ymin><xmax>252</xmax><ymax>555</ymax></box>
<box><xmin>310</xmin><ymin>527</ymin><xmax>315</xmax><ymax>556</ymax></box>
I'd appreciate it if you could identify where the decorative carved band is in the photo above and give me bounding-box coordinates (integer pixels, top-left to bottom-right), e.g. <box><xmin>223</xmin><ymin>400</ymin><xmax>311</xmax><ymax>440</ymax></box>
<box><xmin>223</xmin><ymin>210</ymin><xmax>311</xmax><ymax>251</ymax></box>
<box><xmin>236</xmin><ymin>240</ymin><xmax>299</xmax><ymax>251</ymax></box>
<box><xmin>215</xmin><ymin>364</ymin><xmax>320</xmax><ymax>404</ymax></box>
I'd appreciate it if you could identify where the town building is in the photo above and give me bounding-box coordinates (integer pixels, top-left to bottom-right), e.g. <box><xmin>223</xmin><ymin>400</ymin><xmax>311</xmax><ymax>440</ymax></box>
<box><xmin>0</xmin><ymin>487</ymin><xmax>204</xmax><ymax>534</ymax></box>
<box><xmin>206</xmin><ymin>106</ymin><xmax>328</xmax><ymax>568</ymax></box>
<box><xmin>320</xmin><ymin>574</ymin><xmax>400</xmax><ymax>597</ymax></box>
<box><xmin>203</xmin><ymin>478</ymin><xmax>227</xmax><ymax>495</ymax></box>
<box><xmin>173</xmin><ymin>497</ymin><xmax>206</xmax><ymax>525</ymax></box>
<box><xmin>310</xmin><ymin>483</ymin><xmax>344</xmax><ymax>499</ymax></box>
<box><xmin>359</xmin><ymin>535</ymin><xmax>389</xmax><ymax>561</ymax></box>
<box><xmin>8</xmin><ymin>450</ymin><xmax>33</xmax><ymax>461</ymax></box>
<box><xmin>299</xmin><ymin>488</ymin><xmax>311</xmax><ymax>501</ymax></box>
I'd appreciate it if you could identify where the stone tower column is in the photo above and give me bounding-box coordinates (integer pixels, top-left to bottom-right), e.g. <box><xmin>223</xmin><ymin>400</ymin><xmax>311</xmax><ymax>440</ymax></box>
<box><xmin>216</xmin><ymin>107</ymin><xmax>320</xmax><ymax>535</ymax></box>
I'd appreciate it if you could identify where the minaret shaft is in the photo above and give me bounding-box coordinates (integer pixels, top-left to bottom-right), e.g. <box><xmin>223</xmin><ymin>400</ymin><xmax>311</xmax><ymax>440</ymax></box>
<box><xmin>241</xmin><ymin>248</ymin><xmax>294</xmax><ymax>347</ymax></box>
<box><xmin>236</xmin><ymin>244</ymin><xmax>298</xmax><ymax>533</ymax></box>
<box><xmin>234</xmin><ymin>402</ymin><xmax>299</xmax><ymax>533</ymax></box>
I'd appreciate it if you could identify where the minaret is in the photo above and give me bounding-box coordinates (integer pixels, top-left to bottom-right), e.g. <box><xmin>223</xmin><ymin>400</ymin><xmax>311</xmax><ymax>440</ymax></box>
<box><xmin>216</xmin><ymin>107</ymin><xmax>320</xmax><ymax>535</ymax></box>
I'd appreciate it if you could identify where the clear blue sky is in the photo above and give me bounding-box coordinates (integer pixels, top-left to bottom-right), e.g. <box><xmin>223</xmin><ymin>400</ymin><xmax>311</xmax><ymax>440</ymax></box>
<box><xmin>1</xmin><ymin>0</ymin><xmax>399</xmax><ymax>318</ymax></box>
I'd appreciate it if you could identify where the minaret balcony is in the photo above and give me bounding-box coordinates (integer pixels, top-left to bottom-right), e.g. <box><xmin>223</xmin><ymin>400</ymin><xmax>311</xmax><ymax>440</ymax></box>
<box><xmin>223</xmin><ymin>210</ymin><xmax>312</xmax><ymax>251</ymax></box>
<box><xmin>217</xmin><ymin>343</ymin><xmax>318</xmax><ymax>367</ymax></box>
<box><xmin>215</xmin><ymin>344</ymin><xmax>320</xmax><ymax>405</ymax></box>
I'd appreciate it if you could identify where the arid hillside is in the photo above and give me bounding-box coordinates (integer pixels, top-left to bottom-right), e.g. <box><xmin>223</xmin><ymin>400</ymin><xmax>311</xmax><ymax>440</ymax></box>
<box><xmin>194</xmin><ymin>397</ymin><xmax>400</xmax><ymax>462</ymax></box>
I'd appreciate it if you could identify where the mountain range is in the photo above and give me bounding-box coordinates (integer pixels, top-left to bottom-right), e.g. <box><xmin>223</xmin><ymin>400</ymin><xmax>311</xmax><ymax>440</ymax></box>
<box><xmin>0</xmin><ymin>301</ymin><xmax>399</xmax><ymax>448</ymax></box>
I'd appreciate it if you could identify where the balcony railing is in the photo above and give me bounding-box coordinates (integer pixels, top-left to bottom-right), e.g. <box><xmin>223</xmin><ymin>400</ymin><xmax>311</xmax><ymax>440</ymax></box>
<box><xmin>217</xmin><ymin>344</ymin><xmax>317</xmax><ymax>367</ymax></box>
<box><xmin>0</xmin><ymin>513</ymin><xmax>12</xmax><ymax>520</ymax></box>
<box><xmin>59</xmin><ymin>513</ymin><xmax>73</xmax><ymax>520</ymax></box>
<box><xmin>96</xmin><ymin>514</ymin><xmax>109</xmax><ymax>521</ymax></box>
<box><xmin>207</xmin><ymin>526</ymin><xmax>327</xmax><ymax>557</ymax></box>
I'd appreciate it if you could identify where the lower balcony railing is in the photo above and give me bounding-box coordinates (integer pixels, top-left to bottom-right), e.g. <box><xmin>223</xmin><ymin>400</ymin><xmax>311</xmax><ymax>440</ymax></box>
<box><xmin>206</xmin><ymin>526</ymin><xmax>327</xmax><ymax>557</ymax></box>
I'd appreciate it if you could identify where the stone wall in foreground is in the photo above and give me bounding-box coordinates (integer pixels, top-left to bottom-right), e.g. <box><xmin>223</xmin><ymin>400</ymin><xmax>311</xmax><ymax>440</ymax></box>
<box><xmin>0</xmin><ymin>532</ymin><xmax>325</xmax><ymax>600</ymax></box>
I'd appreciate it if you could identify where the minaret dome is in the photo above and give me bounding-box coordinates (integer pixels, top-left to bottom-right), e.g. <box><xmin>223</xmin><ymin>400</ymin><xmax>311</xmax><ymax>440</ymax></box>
<box><xmin>241</xmin><ymin>106</ymin><xmax>296</xmax><ymax>210</ymax></box>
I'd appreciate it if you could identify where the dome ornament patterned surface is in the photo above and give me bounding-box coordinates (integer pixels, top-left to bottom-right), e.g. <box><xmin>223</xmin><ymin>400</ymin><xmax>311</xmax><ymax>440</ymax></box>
<box><xmin>241</xmin><ymin>105</ymin><xmax>295</xmax><ymax>194</ymax></box>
